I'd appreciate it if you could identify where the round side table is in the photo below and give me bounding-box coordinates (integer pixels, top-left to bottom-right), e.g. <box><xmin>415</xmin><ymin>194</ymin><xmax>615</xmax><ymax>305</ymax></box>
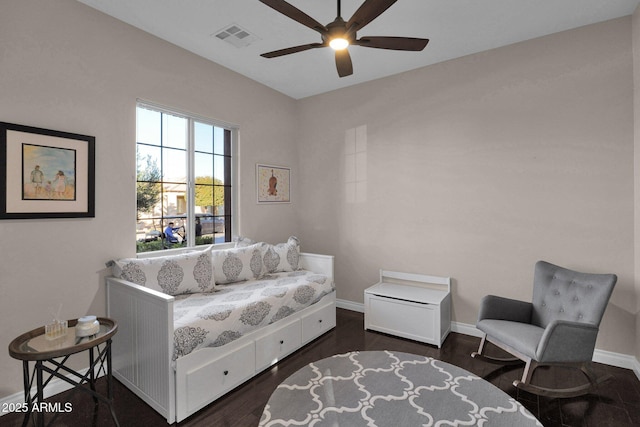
<box><xmin>8</xmin><ymin>317</ymin><xmax>119</xmax><ymax>427</ymax></box>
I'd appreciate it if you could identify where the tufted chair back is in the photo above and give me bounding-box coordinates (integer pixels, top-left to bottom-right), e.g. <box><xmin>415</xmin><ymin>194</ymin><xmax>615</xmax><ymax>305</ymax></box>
<box><xmin>530</xmin><ymin>261</ymin><xmax>617</xmax><ymax>329</ymax></box>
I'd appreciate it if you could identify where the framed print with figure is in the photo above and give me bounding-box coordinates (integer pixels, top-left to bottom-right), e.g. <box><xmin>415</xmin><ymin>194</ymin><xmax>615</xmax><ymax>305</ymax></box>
<box><xmin>257</xmin><ymin>164</ymin><xmax>290</xmax><ymax>203</ymax></box>
<box><xmin>0</xmin><ymin>122</ymin><xmax>95</xmax><ymax>219</ymax></box>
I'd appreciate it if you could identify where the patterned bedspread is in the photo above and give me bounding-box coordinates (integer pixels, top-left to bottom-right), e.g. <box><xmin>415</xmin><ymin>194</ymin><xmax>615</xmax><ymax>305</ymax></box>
<box><xmin>172</xmin><ymin>270</ymin><xmax>335</xmax><ymax>361</ymax></box>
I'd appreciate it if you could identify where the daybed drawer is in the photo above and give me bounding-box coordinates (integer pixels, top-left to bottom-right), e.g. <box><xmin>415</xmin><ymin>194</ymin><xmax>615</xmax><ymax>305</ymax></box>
<box><xmin>184</xmin><ymin>341</ymin><xmax>255</xmax><ymax>415</ymax></box>
<box><xmin>255</xmin><ymin>318</ymin><xmax>301</xmax><ymax>371</ymax></box>
<box><xmin>301</xmin><ymin>301</ymin><xmax>336</xmax><ymax>343</ymax></box>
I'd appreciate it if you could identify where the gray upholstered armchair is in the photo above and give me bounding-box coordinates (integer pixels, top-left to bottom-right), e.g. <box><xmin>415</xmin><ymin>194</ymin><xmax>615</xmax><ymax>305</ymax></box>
<box><xmin>471</xmin><ymin>260</ymin><xmax>617</xmax><ymax>397</ymax></box>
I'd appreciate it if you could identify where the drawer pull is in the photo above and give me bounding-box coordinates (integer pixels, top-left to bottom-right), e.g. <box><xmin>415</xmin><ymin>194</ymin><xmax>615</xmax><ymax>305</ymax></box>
<box><xmin>223</xmin><ymin>370</ymin><xmax>229</xmax><ymax>376</ymax></box>
<box><xmin>279</xmin><ymin>340</ymin><xmax>284</xmax><ymax>345</ymax></box>
<box><xmin>318</xmin><ymin>319</ymin><xmax>323</xmax><ymax>323</ymax></box>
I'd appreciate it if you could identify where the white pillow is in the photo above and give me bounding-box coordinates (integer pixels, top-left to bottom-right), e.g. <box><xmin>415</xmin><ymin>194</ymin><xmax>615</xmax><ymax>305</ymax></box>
<box><xmin>212</xmin><ymin>243</ymin><xmax>265</xmax><ymax>284</ymax></box>
<box><xmin>236</xmin><ymin>236</ymin><xmax>300</xmax><ymax>273</ymax></box>
<box><xmin>234</xmin><ymin>236</ymin><xmax>257</xmax><ymax>247</ymax></box>
<box><xmin>114</xmin><ymin>247</ymin><xmax>214</xmax><ymax>295</ymax></box>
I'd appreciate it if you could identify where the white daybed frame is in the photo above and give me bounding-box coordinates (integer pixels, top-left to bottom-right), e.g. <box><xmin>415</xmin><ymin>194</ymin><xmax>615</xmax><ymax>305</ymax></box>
<box><xmin>106</xmin><ymin>250</ymin><xmax>335</xmax><ymax>423</ymax></box>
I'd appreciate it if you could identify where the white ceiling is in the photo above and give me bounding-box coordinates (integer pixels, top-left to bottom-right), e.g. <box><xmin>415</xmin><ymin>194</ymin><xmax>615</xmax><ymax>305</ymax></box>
<box><xmin>77</xmin><ymin>0</ymin><xmax>639</xmax><ymax>99</ymax></box>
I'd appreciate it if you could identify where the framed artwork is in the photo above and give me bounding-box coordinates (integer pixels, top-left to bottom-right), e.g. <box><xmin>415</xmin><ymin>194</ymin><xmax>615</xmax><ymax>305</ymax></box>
<box><xmin>257</xmin><ymin>164</ymin><xmax>290</xmax><ymax>203</ymax></box>
<box><xmin>0</xmin><ymin>122</ymin><xmax>95</xmax><ymax>219</ymax></box>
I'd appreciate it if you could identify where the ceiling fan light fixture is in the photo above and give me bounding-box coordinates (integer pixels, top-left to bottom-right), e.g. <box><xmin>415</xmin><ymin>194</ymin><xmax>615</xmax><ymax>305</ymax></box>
<box><xmin>329</xmin><ymin>37</ymin><xmax>349</xmax><ymax>50</ymax></box>
<box><xmin>258</xmin><ymin>0</ymin><xmax>429</xmax><ymax>78</ymax></box>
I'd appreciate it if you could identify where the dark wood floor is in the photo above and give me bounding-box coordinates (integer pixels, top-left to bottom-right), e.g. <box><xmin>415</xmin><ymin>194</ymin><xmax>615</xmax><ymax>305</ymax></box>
<box><xmin>4</xmin><ymin>308</ymin><xmax>640</xmax><ymax>426</ymax></box>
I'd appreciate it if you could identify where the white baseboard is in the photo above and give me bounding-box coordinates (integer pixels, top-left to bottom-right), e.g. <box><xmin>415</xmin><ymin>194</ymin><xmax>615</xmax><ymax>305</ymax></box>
<box><xmin>336</xmin><ymin>298</ymin><xmax>364</xmax><ymax>313</ymax></box>
<box><xmin>451</xmin><ymin>321</ymin><xmax>484</xmax><ymax>338</ymax></box>
<box><xmin>593</xmin><ymin>348</ymin><xmax>640</xmax><ymax>378</ymax></box>
<box><xmin>337</xmin><ymin>298</ymin><xmax>640</xmax><ymax>380</ymax></box>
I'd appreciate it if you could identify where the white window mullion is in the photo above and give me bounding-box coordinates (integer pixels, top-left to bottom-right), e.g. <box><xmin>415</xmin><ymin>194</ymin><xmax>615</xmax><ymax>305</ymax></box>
<box><xmin>186</xmin><ymin>118</ymin><xmax>196</xmax><ymax>245</ymax></box>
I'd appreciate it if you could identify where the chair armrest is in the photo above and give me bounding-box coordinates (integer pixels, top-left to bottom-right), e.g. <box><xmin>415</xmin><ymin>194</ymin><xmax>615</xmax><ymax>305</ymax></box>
<box><xmin>536</xmin><ymin>320</ymin><xmax>599</xmax><ymax>363</ymax></box>
<box><xmin>477</xmin><ymin>295</ymin><xmax>533</xmax><ymax>324</ymax></box>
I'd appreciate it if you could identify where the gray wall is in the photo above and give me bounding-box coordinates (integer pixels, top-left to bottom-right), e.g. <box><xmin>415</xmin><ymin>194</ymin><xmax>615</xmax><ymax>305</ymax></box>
<box><xmin>633</xmin><ymin>6</ymin><xmax>640</xmax><ymax>361</ymax></box>
<box><xmin>0</xmin><ymin>0</ymin><xmax>299</xmax><ymax>397</ymax></box>
<box><xmin>296</xmin><ymin>17</ymin><xmax>636</xmax><ymax>356</ymax></box>
<box><xmin>0</xmin><ymin>0</ymin><xmax>637</xmax><ymax>401</ymax></box>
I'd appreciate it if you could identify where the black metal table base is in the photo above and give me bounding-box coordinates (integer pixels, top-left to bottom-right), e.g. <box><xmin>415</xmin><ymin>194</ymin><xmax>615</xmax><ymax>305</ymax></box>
<box><xmin>20</xmin><ymin>338</ymin><xmax>119</xmax><ymax>427</ymax></box>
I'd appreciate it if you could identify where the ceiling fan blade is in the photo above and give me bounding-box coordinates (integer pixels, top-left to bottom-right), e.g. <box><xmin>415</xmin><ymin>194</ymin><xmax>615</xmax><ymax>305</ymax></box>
<box><xmin>354</xmin><ymin>36</ymin><xmax>429</xmax><ymax>51</ymax></box>
<box><xmin>346</xmin><ymin>0</ymin><xmax>398</xmax><ymax>32</ymax></box>
<box><xmin>261</xmin><ymin>43</ymin><xmax>325</xmax><ymax>58</ymax></box>
<box><xmin>335</xmin><ymin>49</ymin><xmax>353</xmax><ymax>77</ymax></box>
<box><xmin>259</xmin><ymin>0</ymin><xmax>328</xmax><ymax>34</ymax></box>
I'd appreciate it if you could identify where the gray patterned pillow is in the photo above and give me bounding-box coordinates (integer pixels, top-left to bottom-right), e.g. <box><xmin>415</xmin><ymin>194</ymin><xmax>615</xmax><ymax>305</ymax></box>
<box><xmin>114</xmin><ymin>246</ymin><xmax>214</xmax><ymax>295</ymax></box>
<box><xmin>236</xmin><ymin>236</ymin><xmax>300</xmax><ymax>273</ymax></box>
<box><xmin>211</xmin><ymin>243</ymin><xmax>265</xmax><ymax>284</ymax></box>
<box><xmin>234</xmin><ymin>236</ymin><xmax>258</xmax><ymax>247</ymax></box>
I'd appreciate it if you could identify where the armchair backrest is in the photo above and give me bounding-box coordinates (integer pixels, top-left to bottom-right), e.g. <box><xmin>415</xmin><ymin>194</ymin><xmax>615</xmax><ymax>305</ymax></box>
<box><xmin>531</xmin><ymin>261</ymin><xmax>617</xmax><ymax>329</ymax></box>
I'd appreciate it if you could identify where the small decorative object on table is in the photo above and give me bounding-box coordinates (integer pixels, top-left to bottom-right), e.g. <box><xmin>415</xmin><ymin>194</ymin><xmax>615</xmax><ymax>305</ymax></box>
<box><xmin>45</xmin><ymin>303</ymin><xmax>67</xmax><ymax>340</ymax></box>
<box><xmin>44</xmin><ymin>320</ymin><xmax>68</xmax><ymax>340</ymax></box>
<box><xmin>75</xmin><ymin>315</ymin><xmax>100</xmax><ymax>337</ymax></box>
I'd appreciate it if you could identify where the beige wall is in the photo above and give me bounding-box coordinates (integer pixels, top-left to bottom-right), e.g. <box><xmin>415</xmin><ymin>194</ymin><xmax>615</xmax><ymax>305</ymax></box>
<box><xmin>296</xmin><ymin>17</ymin><xmax>636</xmax><ymax>355</ymax></box>
<box><xmin>634</xmin><ymin>5</ymin><xmax>640</xmax><ymax>361</ymax></box>
<box><xmin>0</xmin><ymin>0</ymin><xmax>298</xmax><ymax>397</ymax></box>
<box><xmin>0</xmin><ymin>0</ymin><xmax>638</xmax><ymax>402</ymax></box>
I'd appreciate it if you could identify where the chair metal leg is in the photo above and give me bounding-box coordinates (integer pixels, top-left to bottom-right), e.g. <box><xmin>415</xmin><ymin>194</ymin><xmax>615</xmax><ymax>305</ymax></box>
<box><xmin>471</xmin><ymin>334</ymin><xmax>523</xmax><ymax>365</ymax></box>
<box><xmin>471</xmin><ymin>334</ymin><xmax>613</xmax><ymax>398</ymax></box>
<box><xmin>513</xmin><ymin>361</ymin><xmax>613</xmax><ymax>398</ymax></box>
<box><xmin>471</xmin><ymin>335</ymin><xmax>611</xmax><ymax>398</ymax></box>
<box><xmin>520</xmin><ymin>359</ymin><xmax>537</xmax><ymax>384</ymax></box>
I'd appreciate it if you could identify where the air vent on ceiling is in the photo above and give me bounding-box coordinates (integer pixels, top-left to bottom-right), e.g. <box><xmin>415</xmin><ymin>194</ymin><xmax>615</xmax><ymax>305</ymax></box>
<box><xmin>213</xmin><ymin>24</ymin><xmax>258</xmax><ymax>48</ymax></box>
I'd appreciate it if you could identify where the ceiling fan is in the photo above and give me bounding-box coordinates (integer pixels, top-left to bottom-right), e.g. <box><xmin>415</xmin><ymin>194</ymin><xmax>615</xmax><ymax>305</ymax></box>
<box><xmin>259</xmin><ymin>0</ymin><xmax>429</xmax><ymax>78</ymax></box>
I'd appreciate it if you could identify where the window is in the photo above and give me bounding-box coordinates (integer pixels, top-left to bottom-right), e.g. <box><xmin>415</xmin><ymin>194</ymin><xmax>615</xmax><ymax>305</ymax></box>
<box><xmin>135</xmin><ymin>102</ymin><xmax>235</xmax><ymax>252</ymax></box>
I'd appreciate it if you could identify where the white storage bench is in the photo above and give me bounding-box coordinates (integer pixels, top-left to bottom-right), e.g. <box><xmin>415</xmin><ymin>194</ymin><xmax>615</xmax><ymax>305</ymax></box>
<box><xmin>364</xmin><ymin>270</ymin><xmax>451</xmax><ymax>348</ymax></box>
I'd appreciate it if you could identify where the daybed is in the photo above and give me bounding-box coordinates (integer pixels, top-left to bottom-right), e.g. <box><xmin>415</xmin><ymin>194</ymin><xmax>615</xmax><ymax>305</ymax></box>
<box><xmin>106</xmin><ymin>237</ymin><xmax>336</xmax><ymax>423</ymax></box>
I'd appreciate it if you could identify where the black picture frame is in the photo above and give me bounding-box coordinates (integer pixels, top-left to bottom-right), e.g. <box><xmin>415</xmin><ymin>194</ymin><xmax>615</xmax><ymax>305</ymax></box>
<box><xmin>0</xmin><ymin>122</ymin><xmax>95</xmax><ymax>219</ymax></box>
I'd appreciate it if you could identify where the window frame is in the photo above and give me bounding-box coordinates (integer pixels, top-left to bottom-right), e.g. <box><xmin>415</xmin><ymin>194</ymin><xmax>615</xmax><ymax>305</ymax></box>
<box><xmin>136</xmin><ymin>100</ymin><xmax>238</xmax><ymax>252</ymax></box>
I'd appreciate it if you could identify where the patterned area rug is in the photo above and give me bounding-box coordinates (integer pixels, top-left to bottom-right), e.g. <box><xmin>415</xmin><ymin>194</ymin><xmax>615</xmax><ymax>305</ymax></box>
<box><xmin>260</xmin><ymin>351</ymin><xmax>542</xmax><ymax>427</ymax></box>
